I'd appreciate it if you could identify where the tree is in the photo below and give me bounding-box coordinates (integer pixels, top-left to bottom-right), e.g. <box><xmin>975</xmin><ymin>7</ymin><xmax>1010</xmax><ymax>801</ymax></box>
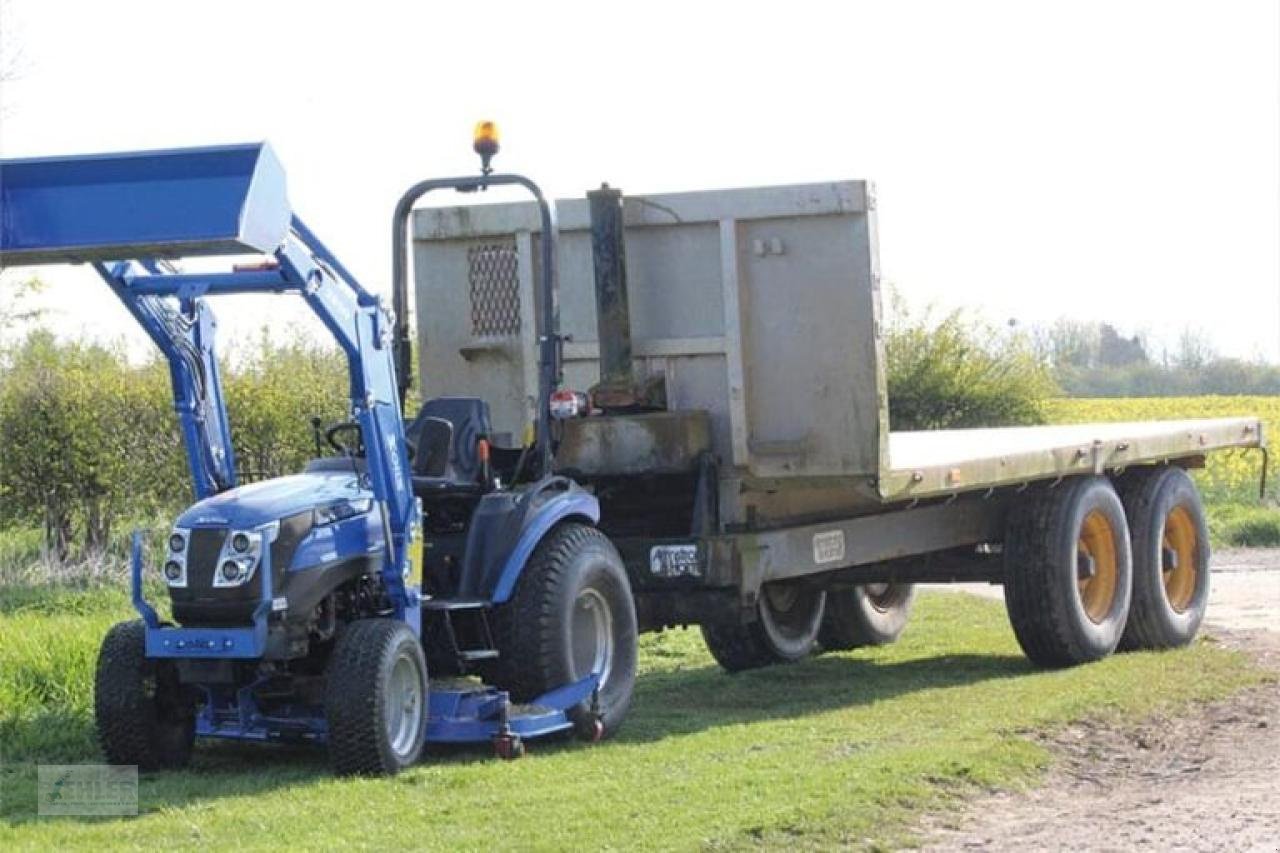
<box><xmin>1097</xmin><ymin>323</ymin><xmax>1148</xmax><ymax>367</ymax></box>
<box><xmin>1174</xmin><ymin>327</ymin><xmax>1216</xmax><ymax>370</ymax></box>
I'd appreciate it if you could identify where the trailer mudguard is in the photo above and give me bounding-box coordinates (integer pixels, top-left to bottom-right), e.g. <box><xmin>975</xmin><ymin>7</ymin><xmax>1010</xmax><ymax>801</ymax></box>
<box><xmin>454</xmin><ymin>478</ymin><xmax>599</xmax><ymax>603</ymax></box>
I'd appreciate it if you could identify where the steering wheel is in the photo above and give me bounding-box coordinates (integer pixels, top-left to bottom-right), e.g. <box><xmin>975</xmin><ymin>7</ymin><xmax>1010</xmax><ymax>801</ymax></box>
<box><xmin>324</xmin><ymin>421</ymin><xmax>365</xmax><ymax>457</ymax></box>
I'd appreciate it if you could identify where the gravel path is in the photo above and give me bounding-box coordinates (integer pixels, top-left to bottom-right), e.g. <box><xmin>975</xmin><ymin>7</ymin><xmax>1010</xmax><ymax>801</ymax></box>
<box><xmin>919</xmin><ymin>552</ymin><xmax>1280</xmax><ymax>852</ymax></box>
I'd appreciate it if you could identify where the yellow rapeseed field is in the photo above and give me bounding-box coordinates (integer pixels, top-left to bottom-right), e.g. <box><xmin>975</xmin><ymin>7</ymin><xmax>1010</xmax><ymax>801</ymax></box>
<box><xmin>1046</xmin><ymin>396</ymin><xmax>1278</xmax><ymax>503</ymax></box>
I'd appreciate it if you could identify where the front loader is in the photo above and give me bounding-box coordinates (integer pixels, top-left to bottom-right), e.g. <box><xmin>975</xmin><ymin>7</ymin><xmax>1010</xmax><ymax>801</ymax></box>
<box><xmin>0</xmin><ymin>129</ymin><xmax>637</xmax><ymax>774</ymax></box>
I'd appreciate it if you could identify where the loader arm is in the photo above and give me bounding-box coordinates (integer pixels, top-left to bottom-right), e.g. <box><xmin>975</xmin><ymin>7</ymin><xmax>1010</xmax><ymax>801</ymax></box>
<box><xmin>0</xmin><ymin>143</ymin><xmax>420</xmax><ymax>619</ymax></box>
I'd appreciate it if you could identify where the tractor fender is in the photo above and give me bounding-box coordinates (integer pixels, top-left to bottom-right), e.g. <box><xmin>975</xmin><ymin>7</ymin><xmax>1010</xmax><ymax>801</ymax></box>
<box><xmin>455</xmin><ymin>478</ymin><xmax>600</xmax><ymax>604</ymax></box>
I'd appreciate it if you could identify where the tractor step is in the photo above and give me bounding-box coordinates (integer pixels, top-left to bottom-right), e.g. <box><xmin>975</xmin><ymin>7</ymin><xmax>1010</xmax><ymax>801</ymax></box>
<box><xmin>423</xmin><ymin>597</ymin><xmax>492</xmax><ymax>612</ymax></box>
<box><xmin>424</xmin><ymin>597</ymin><xmax>500</xmax><ymax>669</ymax></box>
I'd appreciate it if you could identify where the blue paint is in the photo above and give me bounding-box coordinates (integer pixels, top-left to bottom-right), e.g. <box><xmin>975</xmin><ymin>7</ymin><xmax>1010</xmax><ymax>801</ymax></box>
<box><xmin>490</xmin><ymin>490</ymin><xmax>600</xmax><ymax>603</ymax></box>
<box><xmin>177</xmin><ymin>472</ymin><xmax>367</xmax><ymax>530</ymax></box>
<box><xmin>0</xmin><ymin>143</ymin><xmax>290</xmax><ymax>264</ymax></box>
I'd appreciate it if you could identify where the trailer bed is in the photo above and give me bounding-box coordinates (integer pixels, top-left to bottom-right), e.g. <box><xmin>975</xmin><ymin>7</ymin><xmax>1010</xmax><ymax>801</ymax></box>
<box><xmin>881</xmin><ymin>417</ymin><xmax>1262</xmax><ymax>502</ymax></box>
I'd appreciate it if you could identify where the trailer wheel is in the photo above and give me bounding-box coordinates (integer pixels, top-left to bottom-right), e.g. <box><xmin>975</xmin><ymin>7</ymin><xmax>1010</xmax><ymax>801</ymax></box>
<box><xmin>486</xmin><ymin>523</ymin><xmax>638</xmax><ymax>736</ymax></box>
<box><xmin>819</xmin><ymin>583</ymin><xmax>916</xmax><ymax>650</ymax></box>
<box><xmin>325</xmin><ymin>618</ymin><xmax>428</xmax><ymax>775</ymax></box>
<box><xmin>701</xmin><ymin>582</ymin><xmax>826</xmax><ymax>672</ymax></box>
<box><xmin>1004</xmin><ymin>476</ymin><xmax>1133</xmax><ymax>667</ymax></box>
<box><xmin>94</xmin><ymin>620</ymin><xmax>196</xmax><ymax>771</ymax></box>
<box><xmin>1117</xmin><ymin>466</ymin><xmax>1210</xmax><ymax>650</ymax></box>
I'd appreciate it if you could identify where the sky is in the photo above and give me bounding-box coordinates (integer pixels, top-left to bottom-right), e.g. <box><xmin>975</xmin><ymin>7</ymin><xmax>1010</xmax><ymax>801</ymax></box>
<box><xmin>1</xmin><ymin>0</ymin><xmax>1278</xmax><ymax>362</ymax></box>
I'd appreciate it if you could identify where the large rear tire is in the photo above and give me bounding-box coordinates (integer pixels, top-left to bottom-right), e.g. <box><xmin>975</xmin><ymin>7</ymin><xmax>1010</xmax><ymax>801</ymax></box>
<box><xmin>94</xmin><ymin>620</ymin><xmax>196</xmax><ymax>771</ymax></box>
<box><xmin>486</xmin><ymin>523</ymin><xmax>638</xmax><ymax>736</ymax></box>
<box><xmin>325</xmin><ymin>618</ymin><xmax>428</xmax><ymax>776</ymax></box>
<box><xmin>701</xmin><ymin>581</ymin><xmax>826</xmax><ymax>672</ymax></box>
<box><xmin>1117</xmin><ymin>466</ymin><xmax>1210</xmax><ymax>650</ymax></box>
<box><xmin>819</xmin><ymin>583</ymin><xmax>916</xmax><ymax>650</ymax></box>
<box><xmin>1004</xmin><ymin>476</ymin><xmax>1133</xmax><ymax>667</ymax></box>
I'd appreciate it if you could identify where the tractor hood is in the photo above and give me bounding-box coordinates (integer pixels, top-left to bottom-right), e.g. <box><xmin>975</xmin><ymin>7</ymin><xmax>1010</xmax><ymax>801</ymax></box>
<box><xmin>176</xmin><ymin>471</ymin><xmax>371</xmax><ymax>529</ymax></box>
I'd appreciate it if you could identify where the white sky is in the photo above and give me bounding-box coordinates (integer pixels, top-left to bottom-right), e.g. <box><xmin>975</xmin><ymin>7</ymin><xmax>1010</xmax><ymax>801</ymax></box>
<box><xmin>1</xmin><ymin>0</ymin><xmax>1278</xmax><ymax>362</ymax></box>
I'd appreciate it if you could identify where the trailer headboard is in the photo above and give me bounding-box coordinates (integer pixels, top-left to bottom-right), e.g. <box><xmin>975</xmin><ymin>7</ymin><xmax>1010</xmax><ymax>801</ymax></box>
<box><xmin>411</xmin><ymin>181</ymin><xmax>889</xmax><ymax>482</ymax></box>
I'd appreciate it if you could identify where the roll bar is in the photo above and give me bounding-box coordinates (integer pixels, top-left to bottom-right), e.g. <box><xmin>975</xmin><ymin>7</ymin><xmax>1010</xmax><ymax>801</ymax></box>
<box><xmin>391</xmin><ymin>174</ymin><xmax>561</xmax><ymax>478</ymax></box>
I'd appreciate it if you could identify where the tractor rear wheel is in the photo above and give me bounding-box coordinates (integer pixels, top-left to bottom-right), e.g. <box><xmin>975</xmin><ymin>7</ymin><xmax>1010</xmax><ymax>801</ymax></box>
<box><xmin>819</xmin><ymin>583</ymin><xmax>916</xmax><ymax>650</ymax></box>
<box><xmin>325</xmin><ymin>618</ymin><xmax>428</xmax><ymax>775</ymax></box>
<box><xmin>701</xmin><ymin>581</ymin><xmax>826</xmax><ymax>672</ymax></box>
<box><xmin>1118</xmin><ymin>466</ymin><xmax>1210</xmax><ymax>650</ymax></box>
<box><xmin>94</xmin><ymin>620</ymin><xmax>196</xmax><ymax>771</ymax></box>
<box><xmin>485</xmin><ymin>523</ymin><xmax>638</xmax><ymax>737</ymax></box>
<box><xmin>1004</xmin><ymin>476</ymin><xmax>1133</xmax><ymax>667</ymax></box>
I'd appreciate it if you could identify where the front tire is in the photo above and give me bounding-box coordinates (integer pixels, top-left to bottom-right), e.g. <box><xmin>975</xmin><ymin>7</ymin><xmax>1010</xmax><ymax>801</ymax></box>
<box><xmin>701</xmin><ymin>581</ymin><xmax>826</xmax><ymax>672</ymax></box>
<box><xmin>486</xmin><ymin>523</ymin><xmax>638</xmax><ymax>736</ymax></box>
<box><xmin>94</xmin><ymin>620</ymin><xmax>196</xmax><ymax>771</ymax></box>
<box><xmin>1118</xmin><ymin>466</ymin><xmax>1210</xmax><ymax>650</ymax></box>
<box><xmin>819</xmin><ymin>583</ymin><xmax>916</xmax><ymax>650</ymax></box>
<box><xmin>325</xmin><ymin>619</ymin><xmax>428</xmax><ymax>776</ymax></box>
<box><xmin>1004</xmin><ymin>476</ymin><xmax>1133</xmax><ymax>667</ymax></box>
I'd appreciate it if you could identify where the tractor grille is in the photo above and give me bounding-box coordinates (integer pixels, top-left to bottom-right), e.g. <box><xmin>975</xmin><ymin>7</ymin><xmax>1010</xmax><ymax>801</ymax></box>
<box><xmin>186</xmin><ymin>528</ymin><xmax>227</xmax><ymax>589</ymax></box>
<box><xmin>467</xmin><ymin>242</ymin><xmax>521</xmax><ymax>337</ymax></box>
<box><xmin>171</xmin><ymin>512</ymin><xmax>313</xmax><ymax>627</ymax></box>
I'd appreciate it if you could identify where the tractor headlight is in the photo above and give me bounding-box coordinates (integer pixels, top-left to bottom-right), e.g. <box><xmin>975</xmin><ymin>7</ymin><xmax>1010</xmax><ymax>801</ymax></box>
<box><xmin>164</xmin><ymin>527</ymin><xmax>189</xmax><ymax>588</ymax></box>
<box><xmin>212</xmin><ymin>522</ymin><xmax>278</xmax><ymax>588</ymax></box>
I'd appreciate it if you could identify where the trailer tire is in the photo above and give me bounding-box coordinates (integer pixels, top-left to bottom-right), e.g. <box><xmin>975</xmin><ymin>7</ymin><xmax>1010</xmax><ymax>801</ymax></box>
<box><xmin>1004</xmin><ymin>476</ymin><xmax>1132</xmax><ymax>667</ymax></box>
<box><xmin>325</xmin><ymin>618</ymin><xmax>428</xmax><ymax>776</ymax></box>
<box><xmin>485</xmin><ymin>523</ymin><xmax>638</xmax><ymax>737</ymax></box>
<box><xmin>701</xmin><ymin>582</ymin><xmax>826</xmax><ymax>672</ymax></box>
<box><xmin>94</xmin><ymin>620</ymin><xmax>196</xmax><ymax>771</ymax></box>
<box><xmin>1117</xmin><ymin>466</ymin><xmax>1210</xmax><ymax>650</ymax></box>
<box><xmin>819</xmin><ymin>583</ymin><xmax>916</xmax><ymax>650</ymax></box>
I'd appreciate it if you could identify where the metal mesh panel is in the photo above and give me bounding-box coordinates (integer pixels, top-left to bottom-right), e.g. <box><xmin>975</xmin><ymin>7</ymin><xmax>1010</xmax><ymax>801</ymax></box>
<box><xmin>466</xmin><ymin>242</ymin><xmax>521</xmax><ymax>337</ymax></box>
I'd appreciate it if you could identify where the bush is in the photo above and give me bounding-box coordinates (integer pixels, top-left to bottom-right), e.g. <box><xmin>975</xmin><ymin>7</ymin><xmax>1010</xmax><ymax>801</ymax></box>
<box><xmin>1208</xmin><ymin>503</ymin><xmax>1280</xmax><ymax>547</ymax></box>
<box><xmin>0</xmin><ymin>328</ymin><xmax>347</xmax><ymax>559</ymax></box>
<box><xmin>885</xmin><ymin>297</ymin><xmax>1056</xmax><ymax>430</ymax></box>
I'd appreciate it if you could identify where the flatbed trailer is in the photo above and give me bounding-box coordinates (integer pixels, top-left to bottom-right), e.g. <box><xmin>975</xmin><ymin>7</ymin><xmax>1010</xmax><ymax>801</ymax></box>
<box><xmin>410</xmin><ymin>180</ymin><xmax>1263</xmax><ymax>669</ymax></box>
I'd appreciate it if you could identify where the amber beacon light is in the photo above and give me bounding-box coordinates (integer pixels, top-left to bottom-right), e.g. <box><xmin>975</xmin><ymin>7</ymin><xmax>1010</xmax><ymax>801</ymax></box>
<box><xmin>473</xmin><ymin>121</ymin><xmax>500</xmax><ymax>174</ymax></box>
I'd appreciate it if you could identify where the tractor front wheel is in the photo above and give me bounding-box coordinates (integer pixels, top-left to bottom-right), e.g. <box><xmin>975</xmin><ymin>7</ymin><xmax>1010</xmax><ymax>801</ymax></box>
<box><xmin>325</xmin><ymin>618</ymin><xmax>429</xmax><ymax>775</ymax></box>
<box><xmin>94</xmin><ymin>620</ymin><xmax>196</xmax><ymax>771</ymax></box>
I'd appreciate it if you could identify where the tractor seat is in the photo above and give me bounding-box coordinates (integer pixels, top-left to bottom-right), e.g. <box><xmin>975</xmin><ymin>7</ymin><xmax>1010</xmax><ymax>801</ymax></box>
<box><xmin>405</xmin><ymin>397</ymin><xmax>492</xmax><ymax>497</ymax></box>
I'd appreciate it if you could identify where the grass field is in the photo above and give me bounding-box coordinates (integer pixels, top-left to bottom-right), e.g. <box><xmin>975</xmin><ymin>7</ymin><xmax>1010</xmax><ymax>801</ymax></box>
<box><xmin>0</xmin><ymin>395</ymin><xmax>1275</xmax><ymax>848</ymax></box>
<box><xmin>0</xmin><ymin>585</ymin><xmax>1262</xmax><ymax>851</ymax></box>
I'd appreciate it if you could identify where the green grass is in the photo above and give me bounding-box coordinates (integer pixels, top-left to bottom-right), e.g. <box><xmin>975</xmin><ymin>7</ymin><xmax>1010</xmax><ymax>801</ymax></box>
<box><xmin>0</xmin><ymin>588</ymin><xmax>1263</xmax><ymax>851</ymax></box>
<box><xmin>1208</xmin><ymin>502</ymin><xmax>1280</xmax><ymax>547</ymax></box>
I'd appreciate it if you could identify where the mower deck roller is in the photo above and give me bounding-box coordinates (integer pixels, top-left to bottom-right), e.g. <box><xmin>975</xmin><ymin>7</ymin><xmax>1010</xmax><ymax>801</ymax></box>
<box><xmin>0</xmin><ymin>143</ymin><xmax>290</xmax><ymax>264</ymax></box>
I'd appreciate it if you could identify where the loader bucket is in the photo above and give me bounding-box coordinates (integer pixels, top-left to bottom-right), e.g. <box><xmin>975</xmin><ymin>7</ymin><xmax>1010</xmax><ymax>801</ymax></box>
<box><xmin>0</xmin><ymin>142</ymin><xmax>290</xmax><ymax>266</ymax></box>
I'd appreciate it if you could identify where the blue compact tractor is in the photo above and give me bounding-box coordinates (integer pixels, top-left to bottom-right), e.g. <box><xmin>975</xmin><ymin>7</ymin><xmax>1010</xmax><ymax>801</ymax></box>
<box><xmin>0</xmin><ymin>128</ymin><xmax>635</xmax><ymax>774</ymax></box>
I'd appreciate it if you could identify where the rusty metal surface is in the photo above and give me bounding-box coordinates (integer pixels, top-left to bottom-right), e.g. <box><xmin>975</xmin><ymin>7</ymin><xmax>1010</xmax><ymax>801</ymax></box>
<box><xmin>554</xmin><ymin>411</ymin><xmax>712</xmax><ymax>476</ymax></box>
<box><xmin>882</xmin><ymin>417</ymin><xmax>1264</xmax><ymax>501</ymax></box>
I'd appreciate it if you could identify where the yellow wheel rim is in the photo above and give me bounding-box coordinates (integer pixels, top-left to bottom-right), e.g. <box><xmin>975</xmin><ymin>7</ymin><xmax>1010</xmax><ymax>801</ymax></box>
<box><xmin>1162</xmin><ymin>506</ymin><xmax>1198</xmax><ymax>613</ymax></box>
<box><xmin>1077</xmin><ymin>510</ymin><xmax>1118</xmax><ymax>624</ymax></box>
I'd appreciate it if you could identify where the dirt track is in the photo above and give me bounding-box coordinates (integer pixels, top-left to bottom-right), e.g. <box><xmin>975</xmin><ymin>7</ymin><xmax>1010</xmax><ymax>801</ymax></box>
<box><xmin>920</xmin><ymin>551</ymin><xmax>1280</xmax><ymax>852</ymax></box>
